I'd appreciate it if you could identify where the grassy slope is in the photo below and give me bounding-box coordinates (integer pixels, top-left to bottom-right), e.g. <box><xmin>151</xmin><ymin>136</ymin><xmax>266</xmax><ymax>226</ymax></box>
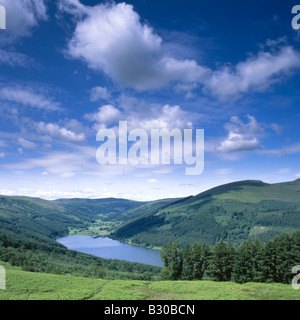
<box><xmin>114</xmin><ymin>180</ymin><xmax>300</xmax><ymax>247</ymax></box>
<box><xmin>0</xmin><ymin>264</ymin><xmax>298</xmax><ymax>300</ymax></box>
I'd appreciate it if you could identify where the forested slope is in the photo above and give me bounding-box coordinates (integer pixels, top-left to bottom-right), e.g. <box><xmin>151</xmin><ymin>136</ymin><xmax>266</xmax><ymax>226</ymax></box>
<box><xmin>113</xmin><ymin>180</ymin><xmax>300</xmax><ymax>247</ymax></box>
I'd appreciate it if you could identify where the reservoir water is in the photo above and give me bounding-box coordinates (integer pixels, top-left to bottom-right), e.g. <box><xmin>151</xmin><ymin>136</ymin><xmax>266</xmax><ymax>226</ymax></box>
<box><xmin>56</xmin><ymin>235</ymin><xmax>163</xmax><ymax>267</ymax></box>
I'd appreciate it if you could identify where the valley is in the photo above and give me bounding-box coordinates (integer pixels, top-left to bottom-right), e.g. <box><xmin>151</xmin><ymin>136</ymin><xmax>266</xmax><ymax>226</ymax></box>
<box><xmin>0</xmin><ymin>178</ymin><xmax>300</xmax><ymax>300</ymax></box>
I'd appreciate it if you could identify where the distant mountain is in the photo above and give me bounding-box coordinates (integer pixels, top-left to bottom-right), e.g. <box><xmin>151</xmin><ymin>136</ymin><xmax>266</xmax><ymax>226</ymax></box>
<box><xmin>113</xmin><ymin>179</ymin><xmax>300</xmax><ymax>247</ymax></box>
<box><xmin>0</xmin><ymin>195</ymin><xmax>72</xmax><ymax>243</ymax></box>
<box><xmin>1</xmin><ymin>179</ymin><xmax>300</xmax><ymax>249</ymax></box>
<box><xmin>52</xmin><ymin>197</ymin><xmax>146</xmax><ymax>222</ymax></box>
<box><xmin>0</xmin><ymin>195</ymin><xmax>144</xmax><ymax>243</ymax></box>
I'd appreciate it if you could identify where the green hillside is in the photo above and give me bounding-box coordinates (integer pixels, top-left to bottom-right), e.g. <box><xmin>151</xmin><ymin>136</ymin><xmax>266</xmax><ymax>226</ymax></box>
<box><xmin>51</xmin><ymin>197</ymin><xmax>181</xmax><ymax>236</ymax></box>
<box><xmin>1</xmin><ymin>178</ymin><xmax>300</xmax><ymax>291</ymax></box>
<box><xmin>113</xmin><ymin>180</ymin><xmax>300</xmax><ymax>247</ymax></box>
<box><xmin>52</xmin><ymin>197</ymin><xmax>147</xmax><ymax>235</ymax></box>
<box><xmin>0</xmin><ymin>264</ymin><xmax>298</xmax><ymax>300</ymax></box>
<box><xmin>0</xmin><ymin>194</ymin><xmax>148</xmax><ymax>241</ymax></box>
<box><xmin>52</xmin><ymin>197</ymin><xmax>145</xmax><ymax>219</ymax></box>
<box><xmin>113</xmin><ymin>197</ymin><xmax>183</xmax><ymax>224</ymax></box>
<box><xmin>0</xmin><ymin>195</ymin><xmax>84</xmax><ymax>243</ymax></box>
<box><xmin>0</xmin><ymin>196</ymin><xmax>160</xmax><ymax>280</ymax></box>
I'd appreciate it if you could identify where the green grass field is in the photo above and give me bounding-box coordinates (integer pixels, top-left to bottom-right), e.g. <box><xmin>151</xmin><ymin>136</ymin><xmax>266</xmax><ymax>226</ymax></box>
<box><xmin>0</xmin><ymin>267</ymin><xmax>299</xmax><ymax>300</ymax></box>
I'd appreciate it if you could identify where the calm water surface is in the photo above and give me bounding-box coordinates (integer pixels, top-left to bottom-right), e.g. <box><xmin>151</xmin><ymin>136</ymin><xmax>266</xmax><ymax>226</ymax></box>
<box><xmin>56</xmin><ymin>235</ymin><xmax>163</xmax><ymax>267</ymax></box>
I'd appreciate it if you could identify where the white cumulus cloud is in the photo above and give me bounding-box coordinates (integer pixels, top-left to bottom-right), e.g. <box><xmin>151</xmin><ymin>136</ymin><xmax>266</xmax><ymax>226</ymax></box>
<box><xmin>90</xmin><ymin>86</ymin><xmax>111</xmax><ymax>101</ymax></box>
<box><xmin>204</xmin><ymin>46</ymin><xmax>300</xmax><ymax>101</ymax></box>
<box><xmin>63</xmin><ymin>1</ymin><xmax>209</xmax><ymax>90</ymax></box>
<box><xmin>0</xmin><ymin>86</ymin><xmax>61</xmax><ymax>111</ymax></box>
<box><xmin>85</xmin><ymin>102</ymin><xmax>196</xmax><ymax>133</ymax></box>
<box><xmin>38</xmin><ymin>122</ymin><xmax>86</xmax><ymax>143</ymax></box>
<box><xmin>217</xmin><ymin>115</ymin><xmax>263</xmax><ymax>153</ymax></box>
<box><xmin>85</xmin><ymin>105</ymin><xmax>122</xmax><ymax>126</ymax></box>
<box><xmin>1</xmin><ymin>0</ymin><xmax>47</xmax><ymax>44</ymax></box>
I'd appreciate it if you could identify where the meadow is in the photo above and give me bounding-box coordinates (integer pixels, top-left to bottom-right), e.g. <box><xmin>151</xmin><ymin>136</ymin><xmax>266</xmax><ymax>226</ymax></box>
<box><xmin>0</xmin><ymin>266</ymin><xmax>299</xmax><ymax>300</ymax></box>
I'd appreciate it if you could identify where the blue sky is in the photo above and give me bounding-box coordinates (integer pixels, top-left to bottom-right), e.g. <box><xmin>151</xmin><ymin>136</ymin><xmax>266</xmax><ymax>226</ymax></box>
<box><xmin>1</xmin><ymin>0</ymin><xmax>300</xmax><ymax>201</ymax></box>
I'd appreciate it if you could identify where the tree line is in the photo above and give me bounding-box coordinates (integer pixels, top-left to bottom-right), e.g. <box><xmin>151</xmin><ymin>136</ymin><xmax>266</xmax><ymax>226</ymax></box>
<box><xmin>159</xmin><ymin>231</ymin><xmax>300</xmax><ymax>284</ymax></box>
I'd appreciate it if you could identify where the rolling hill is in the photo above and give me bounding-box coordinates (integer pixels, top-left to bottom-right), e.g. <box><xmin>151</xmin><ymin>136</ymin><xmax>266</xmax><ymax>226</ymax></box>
<box><xmin>51</xmin><ymin>197</ymin><xmax>179</xmax><ymax>235</ymax></box>
<box><xmin>1</xmin><ymin>178</ymin><xmax>300</xmax><ymax>280</ymax></box>
<box><xmin>0</xmin><ymin>195</ymin><xmax>161</xmax><ymax>279</ymax></box>
<box><xmin>113</xmin><ymin>179</ymin><xmax>300</xmax><ymax>247</ymax></box>
<box><xmin>0</xmin><ymin>195</ymin><xmax>78</xmax><ymax>243</ymax></box>
<box><xmin>52</xmin><ymin>197</ymin><xmax>145</xmax><ymax>220</ymax></box>
<box><xmin>0</xmin><ymin>195</ymin><xmax>144</xmax><ymax>242</ymax></box>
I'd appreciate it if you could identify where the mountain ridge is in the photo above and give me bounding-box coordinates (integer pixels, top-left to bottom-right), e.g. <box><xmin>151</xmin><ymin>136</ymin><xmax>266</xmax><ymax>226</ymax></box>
<box><xmin>0</xmin><ymin>178</ymin><xmax>300</xmax><ymax>248</ymax></box>
<box><xmin>113</xmin><ymin>178</ymin><xmax>300</xmax><ymax>247</ymax></box>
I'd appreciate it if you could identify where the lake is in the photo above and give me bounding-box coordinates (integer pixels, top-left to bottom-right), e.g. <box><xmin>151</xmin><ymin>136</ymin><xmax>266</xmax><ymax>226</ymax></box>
<box><xmin>56</xmin><ymin>235</ymin><xmax>163</xmax><ymax>267</ymax></box>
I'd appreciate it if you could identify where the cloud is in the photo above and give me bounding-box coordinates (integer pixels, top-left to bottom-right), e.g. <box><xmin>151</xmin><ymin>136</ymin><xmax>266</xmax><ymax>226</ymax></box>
<box><xmin>85</xmin><ymin>105</ymin><xmax>122</xmax><ymax>126</ymax></box>
<box><xmin>0</xmin><ymin>86</ymin><xmax>61</xmax><ymax>111</ymax></box>
<box><xmin>37</xmin><ymin>122</ymin><xmax>86</xmax><ymax>143</ymax></box>
<box><xmin>0</xmin><ymin>1</ymin><xmax>47</xmax><ymax>69</ymax></box>
<box><xmin>4</xmin><ymin>147</ymin><xmax>94</xmax><ymax>178</ymax></box>
<box><xmin>1</xmin><ymin>0</ymin><xmax>47</xmax><ymax>44</ymax></box>
<box><xmin>261</xmin><ymin>142</ymin><xmax>300</xmax><ymax>157</ymax></box>
<box><xmin>217</xmin><ymin>132</ymin><xmax>261</xmax><ymax>153</ymax></box>
<box><xmin>85</xmin><ymin>101</ymin><xmax>196</xmax><ymax>133</ymax></box>
<box><xmin>0</xmin><ymin>152</ymin><xmax>5</xmax><ymax>159</ymax></box>
<box><xmin>217</xmin><ymin>115</ymin><xmax>263</xmax><ymax>153</ymax></box>
<box><xmin>90</xmin><ymin>86</ymin><xmax>111</xmax><ymax>101</ymax></box>
<box><xmin>0</xmin><ymin>140</ymin><xmax>6</xmax><ymax>148</ymax></box>
<box><xmin>204</xmin><ymin>46</ymin><xmax>300</xmax><ymax>101</ymax></box>
<box><xmin>3</xmin><ymin>145</ymin><xmax>136</xmax><ymax>179</ymax></box>
<box><xmin>63</xmin><ymin>1</ymin><xmax>209</xmax><ymax>90</ymax></box>
<box><xmin>214</xmin><ymin>168</ymin><xmax>233</xmax><ymax>175</ymax></box>
<box><xmin>18</xmin><ymin>138</ymin><xmax>38</xmax><ymax>149</ymax></box>
<box><xmin>147</xmin><ymin>178</ymin><xmax>158</xmax><ymax>184</ymax></box>
<box><xmin>0</xmin><ymin>49</ymin><xmax>34</xmax><ymax>67</ymax></box>
<box><xmin>134</xmin><ymin>104</ymin><xmax>194</xmax><ymax>131</ymax></box>
<box><xmin>61</xmin><ymin>1</ymin><xmax>300</xmax><ymax>101</ymax></box>
<box><xmin>174</xmin><ymin>83</ymin><xmax>198</xmax><ymax>99</ymax></box>
<box><xmin>271</xmin><ymin>123</ymin><xmax>282</xmax><ymax>135</ymax></box>
<box><xmin>275</xmin><ymin>168</ymin><xmax>291</xmax><ymax>174</ymax></box>
<box><xmin>84</xmin><ymin>100</ymin><xmax>200</xmax><ymax>174</ymax></box>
